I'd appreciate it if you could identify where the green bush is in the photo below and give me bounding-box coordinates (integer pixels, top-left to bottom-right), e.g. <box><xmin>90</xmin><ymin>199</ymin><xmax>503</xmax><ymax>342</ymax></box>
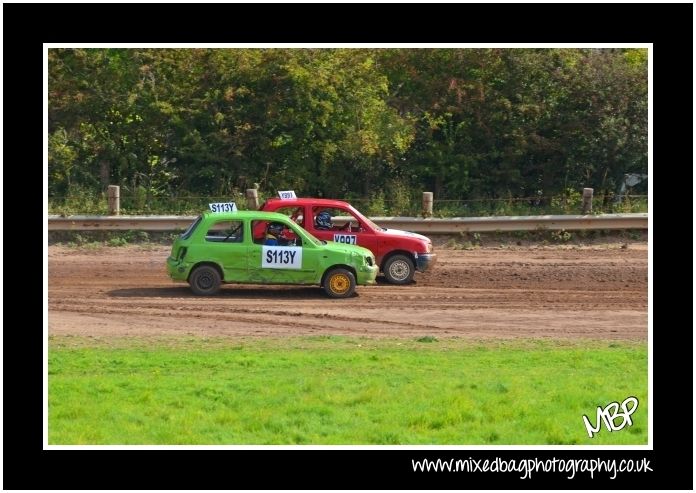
<box><xmin>551</xmin><ymin>188</ymin><xmax>582</xmax><ymax>214</ymax></box>
<box><xmin>550</xmin><ymin>229</ymin><xmax>572</xmax><ymax>243</ymax></box>
<box><xmin>49</xmin><ymin>185</ymin><xmax>109</xmax><ymax>215</ymax></box>
<box><xmin>364</xmin><ymin>191</ymin><xmax>387</xmax><ymax>216</ymax></box>
<box><xmin>385</xmin><ymin>178</ymin><xmax>415</xmax><ymax>216</ymax></box>
<box><xmin>48</xmin><ymin>188</ymin><xmax>648</xmax><ymax>217</ymax></box>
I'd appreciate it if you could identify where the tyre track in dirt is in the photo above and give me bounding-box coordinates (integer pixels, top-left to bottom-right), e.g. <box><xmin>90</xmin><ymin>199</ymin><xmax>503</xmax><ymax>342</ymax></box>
<box><xmin>48</xmin><ymin>244</ymin><xmax>648</xmax><ymax>340</ymax></box>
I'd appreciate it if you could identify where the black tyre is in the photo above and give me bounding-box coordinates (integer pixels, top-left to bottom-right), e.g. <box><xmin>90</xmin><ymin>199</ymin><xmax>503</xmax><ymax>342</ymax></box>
<box><xmin>383</xmin><ymin>254</ymin><xmax>415</xmax><ymax>284</ymax></box>
<box><xmin>189</xmin><ymin>265</ymin><xmax>221</xmax><ymax>295</ymax></box>
<box><xmin>323</xmin><ymin>268</ymin><xmax>356</xmax><ymax>298</ymax></box>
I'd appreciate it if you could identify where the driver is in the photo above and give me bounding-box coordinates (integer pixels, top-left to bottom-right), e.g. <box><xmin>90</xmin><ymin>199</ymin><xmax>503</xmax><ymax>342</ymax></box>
<box><xmin>263</xmin><ymin>222</ymin><xmax>290</xmax><ymax>246</ymax></box>
<box><xmin>315</xmin><ymin>211</ymin><xmax>333</xmax><ymax>230</ymax></box>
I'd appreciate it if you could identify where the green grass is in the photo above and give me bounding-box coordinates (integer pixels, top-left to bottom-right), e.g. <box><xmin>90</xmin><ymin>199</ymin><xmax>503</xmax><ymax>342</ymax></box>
<box><xmin>48</xmin><ymin>336</ymin><xmax>648</xmax><ymax>445</ymax></box>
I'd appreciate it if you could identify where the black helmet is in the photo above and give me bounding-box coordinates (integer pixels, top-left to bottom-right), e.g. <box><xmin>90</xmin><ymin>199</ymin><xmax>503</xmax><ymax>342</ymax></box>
<box><xmin>267</xmin><ymin>222</ymin><xmax>284</xmax><ymax>236</ymax></box>
<box><xmin>316</xmin><ymin>211</ymin><xmax>332</xmax><ymax>229</ymax></box>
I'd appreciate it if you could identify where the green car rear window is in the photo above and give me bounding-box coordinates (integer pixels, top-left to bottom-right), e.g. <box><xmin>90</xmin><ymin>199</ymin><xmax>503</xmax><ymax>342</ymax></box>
<box><xmin>181</xmin><ymin>216</ymin><xmax>202</xmax><ymax>240</ymax></box>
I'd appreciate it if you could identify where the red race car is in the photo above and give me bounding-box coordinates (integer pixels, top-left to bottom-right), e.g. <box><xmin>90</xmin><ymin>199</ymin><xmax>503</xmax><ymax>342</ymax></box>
<box><xmin>257</xmin><ymin>197</ymin><xmax>436</xmax><ymax>284</ymax></box>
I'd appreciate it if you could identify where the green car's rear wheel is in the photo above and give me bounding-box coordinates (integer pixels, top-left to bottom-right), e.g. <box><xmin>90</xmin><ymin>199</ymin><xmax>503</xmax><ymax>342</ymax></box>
<box><xmin>189</xmin><ymin>265</ymin><xmax>221</xmax><ymax>295</ymax></box>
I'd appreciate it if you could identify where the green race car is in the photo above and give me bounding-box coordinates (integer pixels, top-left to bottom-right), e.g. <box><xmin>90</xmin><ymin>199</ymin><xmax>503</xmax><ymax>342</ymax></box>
<box><xmin>167</xmin><ymin>210</ymin><xmax>378</xmax><ymax>298</ymax></box>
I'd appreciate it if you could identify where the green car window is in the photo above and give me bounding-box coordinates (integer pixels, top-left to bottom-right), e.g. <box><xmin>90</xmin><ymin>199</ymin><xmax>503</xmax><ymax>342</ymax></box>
<box><xmin>181</xmin><ymin>215</ymin><xmax>202</xmax><ymax>239</ymax></box>
<box><xmin>205</xmin><ymin>220</ymin><xmax>243</xmax><ymax>243</ymax></box>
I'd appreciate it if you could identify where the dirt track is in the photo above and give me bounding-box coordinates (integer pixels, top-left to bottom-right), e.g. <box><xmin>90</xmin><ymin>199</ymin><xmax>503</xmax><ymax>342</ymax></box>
<box><xmin>48</xmin><ymin>243</ymin><xmax>648</xmax><ymax>340</ymax></box>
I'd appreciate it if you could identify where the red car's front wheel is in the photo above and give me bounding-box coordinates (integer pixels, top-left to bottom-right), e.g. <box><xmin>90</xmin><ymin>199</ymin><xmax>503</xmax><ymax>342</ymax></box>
<box><xmin>383</xmin><ymin>254</ymin><xmax>415</xmax><ymax>284</ymax></box>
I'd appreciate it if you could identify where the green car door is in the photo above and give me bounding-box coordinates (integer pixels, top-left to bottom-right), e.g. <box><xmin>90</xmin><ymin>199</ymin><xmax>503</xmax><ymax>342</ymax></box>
<box><xmin>197</xmin><ymin>218</ymin><xmax>248</xmax><ymax>281</ymax></box>
<box><xmin>247</xmin><ymin>220</ymin><xmax>319</xmax><ymax>284</ymax></box>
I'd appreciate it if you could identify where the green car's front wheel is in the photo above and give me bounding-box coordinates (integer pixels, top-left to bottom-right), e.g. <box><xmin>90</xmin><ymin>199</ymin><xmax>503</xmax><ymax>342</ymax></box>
<box><xmin>189</xmin><ymin>265</ymin><xmax>221</xmax><ymax>296</ymax></box>
<box><xmin>323</xmin><ymin>268</ymin><xmax>356</xmax><ymax>298</ymax></box>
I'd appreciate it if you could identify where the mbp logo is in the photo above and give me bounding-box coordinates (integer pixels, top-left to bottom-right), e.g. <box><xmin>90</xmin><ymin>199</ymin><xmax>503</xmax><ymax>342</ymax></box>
<box><xmin>582</xmin><ymin>396</ymin><xmax>639</xmax><ymax>438</ymax></box>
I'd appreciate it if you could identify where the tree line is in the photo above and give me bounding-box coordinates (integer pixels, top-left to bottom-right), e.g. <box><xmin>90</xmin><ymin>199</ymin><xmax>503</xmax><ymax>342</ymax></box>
<box><xmin>48</xmin><ymin>48</ymin><xmax>647</xmax><ymax>206</ymax></box>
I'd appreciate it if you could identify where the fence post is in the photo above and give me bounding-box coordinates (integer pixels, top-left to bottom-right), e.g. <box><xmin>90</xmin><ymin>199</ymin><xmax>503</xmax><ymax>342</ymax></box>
<box><xmin>582</xmin><ymin>188</ymin><xmax>593</xmax><ymax>214</ymax></box>
<box><xmin>422</xmin><ymin>192</ymin><xmax>433</xmax><ymax>218</ymax></box>
<box><xmin>107</xmin><ymin>185</ymin><xmax>120</xmax><ymax>215</ymax></box>
<box><xmin>246</xmin><ymin>188</ymin><xmax>259</xmax><ymax>210</ymax></box>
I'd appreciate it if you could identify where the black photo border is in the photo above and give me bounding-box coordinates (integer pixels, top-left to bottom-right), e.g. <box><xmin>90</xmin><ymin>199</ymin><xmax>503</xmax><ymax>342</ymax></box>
<box><xmin>6</xmin><ymin>2</ymin><xmax>691</xmax><ymax>490</ymax></box>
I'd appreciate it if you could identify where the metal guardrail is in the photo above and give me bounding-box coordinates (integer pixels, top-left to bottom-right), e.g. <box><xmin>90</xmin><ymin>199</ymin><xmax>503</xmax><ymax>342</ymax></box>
<box><xmin>48</xmin><ymin>213</ymin><xmax>648</xmax><ymax>233</ymax></box>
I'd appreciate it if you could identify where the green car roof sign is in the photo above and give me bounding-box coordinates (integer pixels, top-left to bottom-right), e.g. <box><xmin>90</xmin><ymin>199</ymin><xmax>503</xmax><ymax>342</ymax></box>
<box><xmin>167</xmin><ymin>210</ymin><xmax>377</xmax><ymax>298</ymax></box>
<box><xmin>209</xmin><ymin>202</ymin><xmax>237</xmax><ymax>213</ymax></box>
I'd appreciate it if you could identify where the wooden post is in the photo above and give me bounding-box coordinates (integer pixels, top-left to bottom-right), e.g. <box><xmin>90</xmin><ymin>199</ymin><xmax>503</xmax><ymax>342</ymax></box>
<box><xmin>582</xmin><ymin>188</ymin><xmax>593</xmax><ymax>214</ymax></box>
<box><xmin>107</xmin><ymin>185</ymin><xmax>120</xmax><ymax>215</ymax></box>
<box><xmin>422</xmin><ymin>192</ymin><xmax>433</xmax><ymax>217</ymax></box>
<box><xmin>246</xmin><ymin>188</ymin><xmax>259</xmax><ymax>210</ymax></box>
